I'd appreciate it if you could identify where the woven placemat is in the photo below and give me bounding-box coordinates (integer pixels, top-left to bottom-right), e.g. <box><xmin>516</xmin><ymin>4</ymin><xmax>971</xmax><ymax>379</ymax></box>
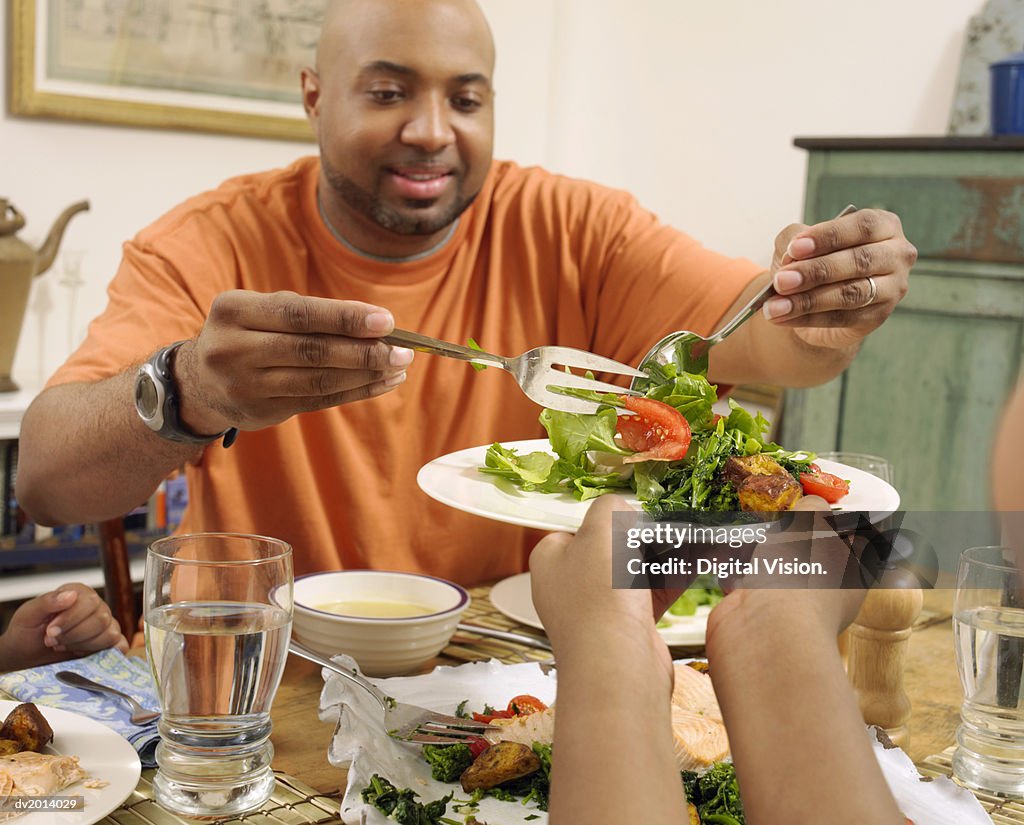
<box><xmin>916</xmin><ymin>747</ymin><xmax>1023</xmax><ymax>823</ymax></box>
<box><xmin>439</xmin><ymin>585</ymin><xmax>554</xmax><ymax>666</ymax></box>
<box><xmin>97</xmin><ymin>770</ymin><xmax>341</xmax><ymax>825</ymax></box>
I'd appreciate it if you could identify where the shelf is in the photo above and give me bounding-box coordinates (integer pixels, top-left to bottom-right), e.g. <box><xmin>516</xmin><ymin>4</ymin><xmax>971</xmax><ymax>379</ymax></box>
<box><xmin>794</xmin><ymin>135</ymin><xmax>1024</xmax><ymax>151</ymax></box>
<box><xmin>0</xmin><ymin>388</ymin><xmax>37</xmax><ymax>441</ymax></box>
<box><xmin>0</xmin><ymin>557</ymin><xmax>147</xmax><ymax>604</ymax></box>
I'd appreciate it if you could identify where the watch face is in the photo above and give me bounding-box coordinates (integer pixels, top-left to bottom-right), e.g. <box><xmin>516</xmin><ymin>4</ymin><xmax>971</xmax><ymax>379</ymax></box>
<box><xmin>135</xmin><ymin>369</ymin><xmax>161</xmax><ymax>421</ymax></box>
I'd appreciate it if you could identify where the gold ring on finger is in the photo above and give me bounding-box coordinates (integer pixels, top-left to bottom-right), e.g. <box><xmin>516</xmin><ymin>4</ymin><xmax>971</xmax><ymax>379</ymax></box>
<box><xmin>864</xmin><ymin>275</ymin><xmax>878</xmax><ymax>307</ymax></box>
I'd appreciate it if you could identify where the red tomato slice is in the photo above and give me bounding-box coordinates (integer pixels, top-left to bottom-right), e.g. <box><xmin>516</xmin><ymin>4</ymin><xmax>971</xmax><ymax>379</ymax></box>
<box><xmin>799</xmin><ymin>468</ymin><xmax>851</xmax><ymax>503</ymax></box>
<box><xmin>507</xmin><ymin>695</ymin><xmax>547</xmax><ymax>716</ymax></box>
<box><xmin>472</xmin><ymin>709</ymin><xmax>513</xmax><ymax>723</ymax></box>
<box><xmin>616</xmin><ymin>396</ymin><xmax>691</xmax><ymax>463</ymax></box>
<box><xmin>467</xmin><ymin>736</ymin><xmax>490</xmax><ymax>758</ymax></box>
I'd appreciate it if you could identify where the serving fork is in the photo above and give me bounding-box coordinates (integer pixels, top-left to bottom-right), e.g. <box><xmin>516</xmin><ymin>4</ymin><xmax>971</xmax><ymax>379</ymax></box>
<box><xmin>631</xmin><ymin>204</ymin><xmax>858</xmax><ymax>392</ymax></box>
<box><xmin>382</xmin><ymin>328</ymin><xmax>646</xmax><ymax>415</ymax></box>
<box><xmin>288</xmin><ymin>640</ymin><xmax>495</xmax><ymax>745</ymax></box>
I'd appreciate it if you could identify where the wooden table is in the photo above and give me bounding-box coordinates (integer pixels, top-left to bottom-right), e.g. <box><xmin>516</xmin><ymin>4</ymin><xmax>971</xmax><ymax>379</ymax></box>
<box><xmin>902</xmin><ymin>588</ymin><xmax>961</xmax><ymax>763</ymax></box>
<box><xmin>267</xmin><ymin>586</ymin><xmax>964</xmax><ymax>794</ymax></box>
<box><xmin>269</xmin><ymin>655</ymin><xmax>342</xmax><ymax>793</ymax></box>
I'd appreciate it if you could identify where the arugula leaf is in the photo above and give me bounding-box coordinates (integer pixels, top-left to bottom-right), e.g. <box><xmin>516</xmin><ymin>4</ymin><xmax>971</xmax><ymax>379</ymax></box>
<box><xmin>466</xmin><ymin>338</ymin><xmax>487</xmax><ymax>371</ymax></box>
<box><xmin>723</xmin><ymin>398</ymin><xmax>770</xmax><ymax>441</ymax></box>
<box><xmin>647</xmin><ymin>373</ymin><xmax>718</xmax><ymax>431</ymax></box>
<box><xmin>632</xmin><ymin>461</ymin><xmax>669</xmax><ymax>501</ymax></box>
<box><xmin>539</xmin><ymin>407</ymin><xmax>630</xmax><ymax>463</ymax></box>
<box><xmin>481</xmin><ymin>444</ymin><xmax>557</xmax><ymax>487</ymax></box>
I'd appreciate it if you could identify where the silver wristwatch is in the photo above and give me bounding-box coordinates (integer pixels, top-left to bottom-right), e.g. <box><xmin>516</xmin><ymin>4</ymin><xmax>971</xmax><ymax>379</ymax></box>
<box><xmin>134</xmin><ymin>341</ymin><xmax>237</xmax><ymax>447</ymax></box>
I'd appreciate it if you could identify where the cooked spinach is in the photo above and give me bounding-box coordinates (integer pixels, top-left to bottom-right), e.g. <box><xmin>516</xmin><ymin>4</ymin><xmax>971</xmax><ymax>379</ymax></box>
<box><xmin>361</xmin><ymin>774</ymin><xmax>454</xmax><ymax>825</ymax></box>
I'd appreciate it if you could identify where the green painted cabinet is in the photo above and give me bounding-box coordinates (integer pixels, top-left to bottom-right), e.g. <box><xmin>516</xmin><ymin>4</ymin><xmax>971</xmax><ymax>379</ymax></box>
<box><xmin>782</xmin><ymin>137</ymin><xmax>1024</xmax><ymax>518</ymax></box>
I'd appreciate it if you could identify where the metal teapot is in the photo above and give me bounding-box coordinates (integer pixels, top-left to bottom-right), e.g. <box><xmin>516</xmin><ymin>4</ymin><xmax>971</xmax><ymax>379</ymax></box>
<box><xmin>0</xmin><ymin>197</ymin><xmax>89</xmax><ymax>392</ymax></box>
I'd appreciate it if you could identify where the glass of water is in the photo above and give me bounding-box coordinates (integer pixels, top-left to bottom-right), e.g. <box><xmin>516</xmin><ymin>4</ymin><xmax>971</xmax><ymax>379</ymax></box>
<box><xmin>953</xmin><ymin>545</ymin><xmax>1024</xmax><ymax>797</ymax></box>
<box><xmin>144</xmin><ymin>533</ymin><xmax>293</xmax><ymax>817</ymax></box>
<box><xmin>814</xmin><ymin>451</ymin><xmax>893</xmax><ymax>484</ymax></box>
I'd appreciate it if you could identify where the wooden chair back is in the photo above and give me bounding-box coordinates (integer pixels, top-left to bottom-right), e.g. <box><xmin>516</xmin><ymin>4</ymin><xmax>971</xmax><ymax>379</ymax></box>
<box><xmin>97</xmin><ymin>516</ymin><xmax>138</xmax><ymax>638</ymax></box>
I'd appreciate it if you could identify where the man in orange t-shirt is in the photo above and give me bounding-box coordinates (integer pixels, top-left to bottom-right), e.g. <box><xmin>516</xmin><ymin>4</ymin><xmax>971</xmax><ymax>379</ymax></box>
<box><xmin>17</xmin><ymin>0</ymin><xmax>916</xmax><ymax>585</ymax></box>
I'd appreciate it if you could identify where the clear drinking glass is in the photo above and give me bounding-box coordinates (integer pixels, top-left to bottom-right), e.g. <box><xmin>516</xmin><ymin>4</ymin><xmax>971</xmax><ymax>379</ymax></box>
<box><xmin>815</xmin><ymin>451</ymin><xmax>893</xmax><ymax>484</ymax></box>
<box><xmin>953</xmin><ymin>545</ymin><xmax>1024</xmax><ymax>797</ymax></box>
<box><xmin>144</xmin><ymin>533</ymin><xmax>293</xmax><ymax>817</ymax></box>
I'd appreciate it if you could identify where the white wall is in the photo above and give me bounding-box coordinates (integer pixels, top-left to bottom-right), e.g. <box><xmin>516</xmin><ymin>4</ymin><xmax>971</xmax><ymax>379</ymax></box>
<box><xmin>3</xmin><ymin>0</ymin><xmax>983</xmax><ymax>391</ymax></box>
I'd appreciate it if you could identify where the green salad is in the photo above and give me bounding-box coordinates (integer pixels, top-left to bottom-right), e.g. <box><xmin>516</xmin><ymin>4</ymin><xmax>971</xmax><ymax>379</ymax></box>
<box><xmin>361</xmin><ymin>759</ymin><xmax>745</xmax><ymax>824</ymax></box>
<box><xmin>480</xmin><ymin>359</ymin><xmax>818</xmax><ymax>516</ymax></box>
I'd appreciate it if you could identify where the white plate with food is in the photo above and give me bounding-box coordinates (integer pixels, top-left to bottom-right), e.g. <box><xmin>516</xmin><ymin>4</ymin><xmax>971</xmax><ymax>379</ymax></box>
<box><xmin>321</xmin><ymin>658</ymin><xmax>989</xmax><ymax>825</ymax></box>
<box><xmin>0</xmin><ymin>700</ymin><xmax>141</xmax><ymax>825</ymax></box>
<box><xmin>417</xmin><ymin>439</ymin><xmax>901</xmax><ymax>533</ymax></box>
<box><xmin>490</xmin><ymin>572</ymin><xmax>709</xmax><ymax>647</ymax></box>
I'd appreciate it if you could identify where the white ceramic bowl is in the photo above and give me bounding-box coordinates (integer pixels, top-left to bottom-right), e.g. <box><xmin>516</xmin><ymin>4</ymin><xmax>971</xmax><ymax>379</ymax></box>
<box><xmin>292</xmin><ymin>570</ymin><xmax>469</xmax><ymax>677</ymax></box>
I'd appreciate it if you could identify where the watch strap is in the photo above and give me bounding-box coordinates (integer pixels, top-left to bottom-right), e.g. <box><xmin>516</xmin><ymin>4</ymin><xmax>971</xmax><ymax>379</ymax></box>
<box><xmin>146</xmin><ymin>341</ymin><xmax>238</xmax><ymax>448</ymax></box>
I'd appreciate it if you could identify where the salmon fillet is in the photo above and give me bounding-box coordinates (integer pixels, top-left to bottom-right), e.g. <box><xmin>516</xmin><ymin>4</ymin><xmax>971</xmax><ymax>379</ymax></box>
<box><xmin>670</xmin><ymin>704</ymin><xmax>730</xmax><ymax>771</ymax></box>
<box><xmin>672</xmin><ymin>662</ymin><xmax>723</xmax><ymax>723</ymax></box>
<box><xmin>670</xmin><ymin>662</ymin><xmax>729</xmax><ymax>770</ymax></box>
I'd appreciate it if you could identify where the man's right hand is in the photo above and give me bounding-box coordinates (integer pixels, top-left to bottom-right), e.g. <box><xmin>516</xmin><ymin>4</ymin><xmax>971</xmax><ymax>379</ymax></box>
<box><xmin>173</xmin><ymin>290</ymin><xmax>413</xmax><ymax>434</ymax></box>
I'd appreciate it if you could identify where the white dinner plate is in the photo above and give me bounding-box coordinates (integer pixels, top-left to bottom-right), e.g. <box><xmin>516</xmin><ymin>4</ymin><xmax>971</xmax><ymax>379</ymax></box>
<box><xmin>490</xmin><ymin>571</ymin><xmax>708</xmax><ymax>647</ymax></box>
<box><xmin>417</xmin><ymin>438</ymin><xmax>902</xmax><ymax>533</ymax></box>
<box><xmin>0</xmin><ymin>700</ymin><xmax>142</xmax><ymax>825</ymax></box>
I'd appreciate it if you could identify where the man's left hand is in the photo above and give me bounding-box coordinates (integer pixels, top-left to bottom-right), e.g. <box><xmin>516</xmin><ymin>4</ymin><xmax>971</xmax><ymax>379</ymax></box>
<box><xmin>762</xmin><ymin>208</ymin><xmax>917</xmax><ymax>351</ymax></box>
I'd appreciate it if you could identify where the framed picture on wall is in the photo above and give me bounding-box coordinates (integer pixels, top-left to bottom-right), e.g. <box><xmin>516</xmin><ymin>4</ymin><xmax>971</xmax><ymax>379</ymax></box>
<box><xmin>8</xmin><ymin>0</ymin><xmax>319</xmax><ymax>142</ymax></box>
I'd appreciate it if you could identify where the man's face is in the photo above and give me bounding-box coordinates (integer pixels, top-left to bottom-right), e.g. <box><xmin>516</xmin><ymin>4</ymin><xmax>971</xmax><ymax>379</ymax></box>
<box><xmin>305</xmin><ymin>0</ymin><xmax>495</xmax><ymax>255</ymax></box>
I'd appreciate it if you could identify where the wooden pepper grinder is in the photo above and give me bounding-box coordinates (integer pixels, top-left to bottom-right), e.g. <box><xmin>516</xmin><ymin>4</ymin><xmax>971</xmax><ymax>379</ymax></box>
<box><xmin>844</xmin><ymin>567</ymin><xmax>923</xmax><ymax>748</ymax></box>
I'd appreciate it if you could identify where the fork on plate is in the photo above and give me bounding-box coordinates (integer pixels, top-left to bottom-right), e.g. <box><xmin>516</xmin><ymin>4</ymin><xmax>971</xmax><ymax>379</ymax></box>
<box><xmin>382</xmin><ymin>328</ymin><xmax>646</xmax><ymax>415</ymax></box>
<box><xmin>288</xmin><ymin>640</ymin><xmax>495</xmax><ymax>745</ymax></box>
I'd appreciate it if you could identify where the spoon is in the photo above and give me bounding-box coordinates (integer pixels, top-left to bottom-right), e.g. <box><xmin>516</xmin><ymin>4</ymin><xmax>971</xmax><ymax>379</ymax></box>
<box><xmin>55</xmin><ymin>671</ymin><xmax>160</xmax><ymax>725</ymax></box>
<box><xmin>631</xmin><ymin>204</ymin><xmax>858</xmax><ymax>392</ymax></box>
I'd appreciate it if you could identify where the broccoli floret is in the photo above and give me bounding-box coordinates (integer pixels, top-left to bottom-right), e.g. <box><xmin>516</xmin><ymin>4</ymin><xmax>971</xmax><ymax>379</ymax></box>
<box><xmin>533</xmin><ymin>742</ymin><xmax>552</xmax><ymax>782</ymax></box>
<box><xmin>682</xmin><ymin>762</ymin><xmax>745</xmax><ymax>825</ymax></box>
<box><xmin>422</xmin><ymin>743</ymin><xmax>474</xmax><ymax>783</ymax></box>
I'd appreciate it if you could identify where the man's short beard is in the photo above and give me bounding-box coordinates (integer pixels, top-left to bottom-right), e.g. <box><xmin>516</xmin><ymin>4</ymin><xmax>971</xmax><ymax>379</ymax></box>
<box><xmin>323</xmin><ymin>163</ymin><xmax>476</xmax><ymax>236</ymax></box>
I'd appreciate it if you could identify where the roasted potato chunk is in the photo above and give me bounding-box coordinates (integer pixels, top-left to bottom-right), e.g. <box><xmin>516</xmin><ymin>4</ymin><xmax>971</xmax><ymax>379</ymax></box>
<box><xmin>0</xmin><ymin>739</ymin><xmax>22</xmax><ymax>756</ymax></box>
<box><xmin>688</xmin><ymin>801</ymin><xmax>701</xmax><ymax>824</ymax></box>
<box><xmin>721</xmin><ymin>454</ymin><xmax>789</xmax><ymax>486</ymax></box>
<box><xmin>736</xmin><ymin>472</ymin><xmax>803</xmax><ymax>512</ymax></box>
<box><xmin>460</xmin><ymin>741</ymin><xmax>541</xmax><ymax>792</ymax></box>
<box><xmin>0</xmin><ymin>703</ymin><xmax>54</xmax><ymax>753</ymax></box>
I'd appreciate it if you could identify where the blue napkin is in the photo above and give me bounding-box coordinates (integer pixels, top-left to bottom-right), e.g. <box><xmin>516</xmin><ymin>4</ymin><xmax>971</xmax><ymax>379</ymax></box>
<box><xmin>0</xmin><ymin>648</ymin><xmax>160</xmax><ymax>768</ymax></box>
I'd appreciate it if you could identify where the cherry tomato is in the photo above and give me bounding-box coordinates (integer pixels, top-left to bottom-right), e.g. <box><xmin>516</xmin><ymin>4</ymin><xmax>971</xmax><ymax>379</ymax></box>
<box><xmin>616</xmin><ymin>396</ymin><xmax>691</xmax><ymax>463</ymax></box>
<box><xmin>467</xmin><ymin>736</ymin><xmax>490</xmax><ymax>758</ymax></box>
<box><xmin>507</xmin><ymin>694</ymin><xmax>547</xmax><ymax>716</ymax></box>
<box><xmin>799</xmin><ymin>464</ymin><xmax>851</xmax><ymax>504</ymax></box>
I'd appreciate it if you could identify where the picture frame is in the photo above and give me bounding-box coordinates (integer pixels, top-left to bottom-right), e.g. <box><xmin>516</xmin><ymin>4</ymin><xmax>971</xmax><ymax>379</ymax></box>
<box><xmin>8</xmin><ymin>0</ymin><xmax>318</xmax><ymax>142</ymax></box>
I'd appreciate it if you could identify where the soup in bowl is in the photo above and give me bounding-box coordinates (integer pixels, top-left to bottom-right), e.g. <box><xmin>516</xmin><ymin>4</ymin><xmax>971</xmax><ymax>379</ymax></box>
<box><xmin>292</xmin><ymin>570</ymin><xmax>469</xmax><ymax>676</ymax></box>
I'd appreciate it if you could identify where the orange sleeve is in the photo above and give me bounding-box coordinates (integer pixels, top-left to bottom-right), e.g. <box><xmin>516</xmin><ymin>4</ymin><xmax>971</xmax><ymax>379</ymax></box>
<box><xmin>576</xmin><ymin>188</ymin><xmax>762</xmax><ymax>372</ymax></box>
